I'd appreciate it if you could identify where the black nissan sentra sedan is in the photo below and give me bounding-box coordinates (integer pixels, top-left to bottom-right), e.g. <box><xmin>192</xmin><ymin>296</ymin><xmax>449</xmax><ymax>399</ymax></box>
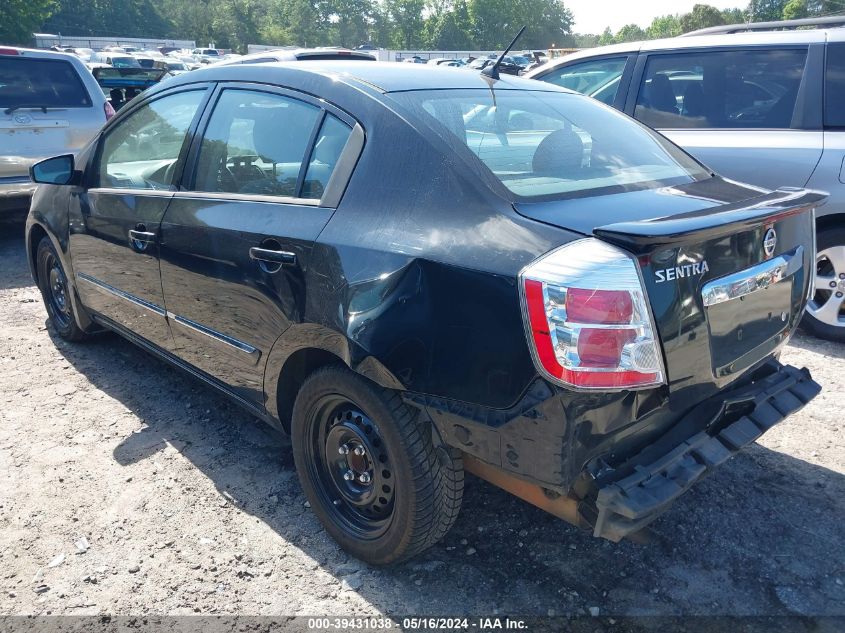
<box><xmin>26</xmin><ymin>61</ymin><xmax>824</xmax><ymax>564</ymax></box>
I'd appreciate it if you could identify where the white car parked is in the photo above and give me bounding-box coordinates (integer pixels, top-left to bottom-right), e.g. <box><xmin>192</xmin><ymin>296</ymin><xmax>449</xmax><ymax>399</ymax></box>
<box><xmin>0</xmin><ymin>47</ymin><xmax>111</xmax><ymax>212</ymax></box>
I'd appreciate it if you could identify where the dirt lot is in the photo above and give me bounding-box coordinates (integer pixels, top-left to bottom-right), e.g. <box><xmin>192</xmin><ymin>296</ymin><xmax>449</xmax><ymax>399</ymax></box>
<box><xmin>0</xmin><ymin>213</ymin><xmax>843</xmax><ymax>620</ymax></box>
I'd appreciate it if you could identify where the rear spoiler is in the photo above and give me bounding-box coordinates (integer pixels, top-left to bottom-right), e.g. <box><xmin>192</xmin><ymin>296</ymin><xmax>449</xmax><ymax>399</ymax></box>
<box><xmin>595</xmin><ymin>188</ymin><xmax>827</xmax><ymax>253</ymax></box>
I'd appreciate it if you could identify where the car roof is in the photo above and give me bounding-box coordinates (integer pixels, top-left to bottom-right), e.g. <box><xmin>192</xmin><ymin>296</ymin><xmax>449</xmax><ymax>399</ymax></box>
<box><xmin>532</xmin><ymin>28</ymin><xmax>834</xmax><ymax>73</ymax></box>
<box><xmin>0</xmin><ymin>46</ymin><xmax>89</xmax><ymax>62</ymax></box>
<box><xmin>172</xmin><ymin>60</ymin><xmax>565</xmax><ymax>93</ymax></box>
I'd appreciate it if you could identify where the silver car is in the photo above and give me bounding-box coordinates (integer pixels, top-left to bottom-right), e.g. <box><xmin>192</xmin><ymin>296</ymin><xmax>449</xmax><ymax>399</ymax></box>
<box><xmin>0</xmin><ymin>47</ymin><xmax>110</xmax><ymax>212</ymax></box>
<box><xmin>527</xmin><ymin>17</ymin><xmax>845</xmax><ymax>342</ymax></box>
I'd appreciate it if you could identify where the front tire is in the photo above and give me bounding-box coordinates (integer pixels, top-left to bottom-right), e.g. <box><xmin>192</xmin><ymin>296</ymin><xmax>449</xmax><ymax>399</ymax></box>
<box><xmin>801</xmin><ymin>227</ymin><xmax>845</xmax><ymax>342</ymax></box>
<box><xmin>291</xmin><ymin>365</ymin><xmax>463</xmax><ymax>565</ymax></box>
<box><xmin>36</xmin><ymin>236</ymin><xmax>89</xmax><ymax>342</ymax></box>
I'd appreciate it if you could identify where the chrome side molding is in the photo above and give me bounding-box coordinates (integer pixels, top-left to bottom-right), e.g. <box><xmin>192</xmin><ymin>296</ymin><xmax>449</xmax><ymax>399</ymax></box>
<box><xmin>168</xmin><ymin>312</ymin><xmax>259</xmax><ymax>356</ymax></box>
<box><xmin>76</xmin><ymin>272</ymin><xmax>166</xmax><ymax>316</ymax></box>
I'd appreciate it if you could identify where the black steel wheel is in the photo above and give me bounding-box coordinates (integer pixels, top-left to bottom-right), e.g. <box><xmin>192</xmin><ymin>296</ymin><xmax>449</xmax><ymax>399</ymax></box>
<box><xmin>292</xmin><ymin>365</ymin><xmax>464</xmax><ymax>565</ymax></box>
<box><xmin>36</xmin><ymin>236</ymin><xmax>89</xmax><ymax>341</ymax></box>
<box><xmin>305</xmin><ymin>399</ymin><xmax>396</xmax><ymax>539</ymax></box>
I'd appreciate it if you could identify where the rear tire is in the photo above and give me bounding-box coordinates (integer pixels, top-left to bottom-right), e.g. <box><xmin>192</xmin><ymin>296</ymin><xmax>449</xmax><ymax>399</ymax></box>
<box><xmin>36</xmin><ymin>236</ymin><xmax>89</xmax><ymax>342</ymax></box>
<box><xmin>801</xmin><ymin>226</ymin><xmax>845</xmax><ymax>342</ymax></box>
<box><xmin>291</xmin><ymin>365</ymin><xmax>463</xmax><ymax>565</ymax></box>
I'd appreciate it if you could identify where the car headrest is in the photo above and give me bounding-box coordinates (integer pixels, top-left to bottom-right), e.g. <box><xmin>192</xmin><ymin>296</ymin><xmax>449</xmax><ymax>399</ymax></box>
<box><xmin>683</xmin><ymin>82</ymin><xmax>706</xmax><ymax>118</ymax></box>
<box><xmin>647</xmin><ymin>74</ymin><xmax>677</xmax><ymax>113</ymax></box>
<box><xmin>532</xmin><ymin>128</ymin><xmax>584</xmax><ymax>176</ymax></box>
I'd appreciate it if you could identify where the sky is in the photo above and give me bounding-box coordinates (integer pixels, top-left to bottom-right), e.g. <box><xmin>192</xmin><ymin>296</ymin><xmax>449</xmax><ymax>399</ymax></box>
<box><xmin>566</xmin><ymin>0</ymin><xmax>744</xmax><ymax>34</ymax></box>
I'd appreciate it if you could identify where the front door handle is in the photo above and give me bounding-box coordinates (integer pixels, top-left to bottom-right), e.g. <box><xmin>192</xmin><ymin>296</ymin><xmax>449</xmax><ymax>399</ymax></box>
<box><xmin>128</xmin><ymin>229</ymin><xmax>157</xmax><ymax>243</ymax></box>
<box><xmin>249</xmin><ymin>247</ymin><xmax>296</xmax><ymax>265</ymax></box>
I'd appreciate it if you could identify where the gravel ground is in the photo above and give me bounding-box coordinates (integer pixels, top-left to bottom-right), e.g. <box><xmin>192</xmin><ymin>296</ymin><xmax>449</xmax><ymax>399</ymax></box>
<box><xmin>1</xmin><ymin>213</ymin><xmax>844</xmax><ymax>619</ymax></box>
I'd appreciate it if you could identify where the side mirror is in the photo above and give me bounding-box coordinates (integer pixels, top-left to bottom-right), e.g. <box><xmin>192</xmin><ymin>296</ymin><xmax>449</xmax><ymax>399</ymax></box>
<box><xmin>30</xmin><ymin>155</ymin><xmax>76</xmax><ymax>185</ymax></box>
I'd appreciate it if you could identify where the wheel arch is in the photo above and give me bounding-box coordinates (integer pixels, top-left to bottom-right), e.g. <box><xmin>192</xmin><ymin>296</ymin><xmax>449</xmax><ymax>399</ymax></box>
<box><xmin>816</xmin><ymin>212</ymin><xmax>845</xmax><ymax>233</ymax></box>
<box><xmin>264</xmin><ymin>323</ymin><xmax>407</xmax><ymax>433</ymax></box>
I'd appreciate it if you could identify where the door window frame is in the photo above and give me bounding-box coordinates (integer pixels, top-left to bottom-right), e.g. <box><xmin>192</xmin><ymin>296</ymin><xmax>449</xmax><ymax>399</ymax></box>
<box><xmin>624</xmin><ymin>44</ymin><xmax>823</xmax><ymax>131</ymax></box>
<box><xmin>533</xmin><ymin>54</ymin><xmax>637</xmax><ymax>111</ymax></box>
<box><xmin>85</xmin><ymin>83</ymin><xmax>215</xmax><ymax>192</ymax></box>
<box><xmin>179</xmin><ymin>82</ymin><xmax>365</xmax><ymax>209</ymax></box>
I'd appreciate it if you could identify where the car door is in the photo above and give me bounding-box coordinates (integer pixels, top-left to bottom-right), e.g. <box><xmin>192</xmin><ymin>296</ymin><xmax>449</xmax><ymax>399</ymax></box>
<box><xmin>69</xmin><ymin>87</ymin><xmax>210</xmax><ymax>350</ymax></box>
<box><xmin>626</xmin><ymin>46</ymin><xmax>824</xmax><ymax>191</ymax></box>
<box><xmin>158</xmin><ymin>85</ymin><xmax>359</xmax><ymax>405</ymax></box>
<box><xmin>806</xmin><ymin>40</ymin><xmax>845</xmax><ymax>210</ymax></box>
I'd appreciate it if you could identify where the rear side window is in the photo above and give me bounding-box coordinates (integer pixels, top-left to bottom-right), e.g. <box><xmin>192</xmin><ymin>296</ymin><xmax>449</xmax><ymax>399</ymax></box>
<box><xmin>192</xmin><ymin>89</ymin><xmax>328</xmax><ymax>199</ymax></box>
<box><xmin>825</xmin><ymin>43</ymin><xmax>845</xmax><ymax>128</ymax></box>
<box><xmin>302</xmin><ymin>114</ymin><xmax>352</xmax><ymax>199</ymax></box>
<box><xmin>539</xmin><ymin>57</ymin><xmax>627</xmax><ymax>105</ymax></box>
<box><xmin>634</xmin><ymin>48</ymin><xmax>808</xmax><ymax>129</ymax></box>
<box><xmin>0</xmin><ymin>57</ymin><xmax>91</xmax><ymax>109</ymax></box>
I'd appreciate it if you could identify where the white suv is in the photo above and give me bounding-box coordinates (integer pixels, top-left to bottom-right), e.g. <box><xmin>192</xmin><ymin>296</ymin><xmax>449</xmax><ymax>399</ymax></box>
<box><xmin>0</xmin><ymin>47</ymin><xmax>111</xmax><ymax>212</ymax></box>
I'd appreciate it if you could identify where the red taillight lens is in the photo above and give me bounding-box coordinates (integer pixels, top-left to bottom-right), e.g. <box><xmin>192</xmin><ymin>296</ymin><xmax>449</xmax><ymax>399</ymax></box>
<box><xmin>520</xmin><ymin>239</ymin><xmax>664</xmax><ymax>390</ymax></box>
<box><xmin>0</xmin><ymin>48</ymin><xmax>20</xmax><ymax>56</ymax></box>
<box><xmin>565</xmin><ymin>288</ymin><xmax>632</xmax><ymax>324</ymax></box>
<box><xmin>577</xmin><ymin>328</ymin><xmax>636</xmax><ymax>367</ymax></box>
<box><xmin>104</xmin><ymin>101</ymin><xmax>115</xmax><ymax>121</ymax></box>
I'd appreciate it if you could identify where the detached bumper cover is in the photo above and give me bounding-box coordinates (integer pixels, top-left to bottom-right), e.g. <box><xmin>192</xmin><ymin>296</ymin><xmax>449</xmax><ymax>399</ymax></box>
<box><xmin>592</xmin><ymin>364</ymin><xmax>820</xmax><ymax>542</ymax></box>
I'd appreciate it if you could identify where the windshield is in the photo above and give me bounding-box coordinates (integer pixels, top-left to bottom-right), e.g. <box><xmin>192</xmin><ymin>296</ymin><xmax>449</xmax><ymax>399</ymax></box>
<box><xmin>390</xmin><ymin>89</ymin><xmax>709</xmax><ymax>199</ymax></box>
<box><xmin>0</xmin><ymin>57</ymin><xmax>92</xmax><ymax>110</ymax></box>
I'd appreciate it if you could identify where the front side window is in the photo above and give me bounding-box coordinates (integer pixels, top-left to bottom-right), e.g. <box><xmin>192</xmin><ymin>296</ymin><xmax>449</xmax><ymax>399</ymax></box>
<box><xmin>540</xmin><ymin>57</ymin><xmax>627</xmax><ymax>105</ymax></box>
<box><xmin>825</xmin><ymin>43</ymin><xmax>845</xmax><ymax>128</ymax></box>
<box><xmin>390</xmin><ymin>89</ymin><xmax>708</xmax><ymax>199</ymax></box>
<box><xmin>634</xmin><ymin>48</ymin><xmax>808</xmax><ymax>129</ymax></box>
<box><xmin>97</xmin><ymin>90</ymin><xmax>205</xmax><ymax>190</ymax></box>
<box><xmin>192</xmin><ymin>89</ymin><xmax>324</xmax><ymax>198</ymax></box>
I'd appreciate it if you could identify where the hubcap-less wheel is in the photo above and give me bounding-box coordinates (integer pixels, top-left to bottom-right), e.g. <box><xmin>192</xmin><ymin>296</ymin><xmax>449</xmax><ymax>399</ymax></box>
<box><xmin>46</xmin><ymin>253</ymin><xmax>72</xmax><ymax>329</ymax></box>
<box><xmin>807</xmin><ymin>246</ymin><xmax>845</xmax><ymax>328</ymax></box>
<box><xmin>305</xmin><ymin>397</ymin><xmax>395</xmax><ymax>539</ymax></box>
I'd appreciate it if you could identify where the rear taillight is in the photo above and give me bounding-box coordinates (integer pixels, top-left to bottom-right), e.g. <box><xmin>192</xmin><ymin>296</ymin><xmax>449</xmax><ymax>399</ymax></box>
<box><xmin>519</xmin><ymin>238</ymin><xmax>665</xmax><ymax>390</ymax></box>
<box><xmin>0</xmin><ymin>48</ymin><xmax>20</xmax><ymax>55</ymax></box>
<box><xmin>104</xmin><ymin>101</ymin><xmax>115</xmax><ymax>121</ymax></box>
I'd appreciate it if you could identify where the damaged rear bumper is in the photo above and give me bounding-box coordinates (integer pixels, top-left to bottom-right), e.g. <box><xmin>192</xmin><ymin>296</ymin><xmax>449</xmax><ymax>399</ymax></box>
<box><xmin>588</xmin><ymin>364</ymin><xmax>820</xmax><ymax>541</ymax></box>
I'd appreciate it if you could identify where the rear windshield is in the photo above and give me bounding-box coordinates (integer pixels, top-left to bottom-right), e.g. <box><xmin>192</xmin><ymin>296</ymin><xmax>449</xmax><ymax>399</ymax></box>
<box><xmin>390</xmin><ymin>89</ymin><xmax>709</xmax><ymax>199</ymax></box>
<box><xmin>0</xmin><ymin>57</ymin><xmax>92</xmax><ymax>110</ymax></box>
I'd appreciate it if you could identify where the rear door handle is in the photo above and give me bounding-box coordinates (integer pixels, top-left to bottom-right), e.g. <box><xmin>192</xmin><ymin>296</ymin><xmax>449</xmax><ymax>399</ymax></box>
<box><xmin>249</xmin><ymin>247</ymin><xmax>297</xmax><ymax>265</ymax></box>
<box><xmin>128</xmin><ymin>229</ymin><xmax>157</xmax><ymax>243</ymax></box>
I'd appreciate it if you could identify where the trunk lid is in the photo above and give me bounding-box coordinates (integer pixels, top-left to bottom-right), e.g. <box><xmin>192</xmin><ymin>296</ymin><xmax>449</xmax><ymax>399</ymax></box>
<box><xmin>514</xmin><ymin>177</ymin><xmax>825</xmax><ymax>398</ymax></box>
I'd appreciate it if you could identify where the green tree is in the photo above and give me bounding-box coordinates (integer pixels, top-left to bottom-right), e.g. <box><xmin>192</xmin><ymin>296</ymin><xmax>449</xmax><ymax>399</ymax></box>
<box><xmin>746</xmin><ymin>0</ymin><xmax>787</xmax><ymax>20</ymax></box>
<box><xmin>614</xmin><ymin>23</ymin><xmax>646</xmax><ymax>42</ymax></box>
<box><xmin>0</xmin><ymin>0</ymin><xmax>56</xmax><ymax>46</ymax></box>
<box><xmin>679</xmin><ymin>3</ymin><xmax>727</xmax><ymax>32</ymax></box>
<box><xmin>646</xmin><ymin>14</ymin><xmax>681</xmax><ymax>38</ymax></box>
<box><xmin>468</xmin><ymin>0</ymin><xmax>572</xmax><ymax>49</ymax></box>
<box><xmin>597</xmin><ymin>26</ymin><xmax>614</xmax><ymax>45</ymax></box>
<box><xmin>424</xmin><ymin>0</ymin><xmax>475</xmax><ymax>49</ymax></box>
<box><xmin>386</xmin><ymin>0</ymin><xmax>426</xmax><ymax>48</ymax></box>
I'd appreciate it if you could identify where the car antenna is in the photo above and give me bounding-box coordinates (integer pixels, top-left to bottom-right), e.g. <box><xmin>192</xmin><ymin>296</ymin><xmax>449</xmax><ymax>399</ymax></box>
<box><xmin>482</xmin><ymin>25</ymin><xmax>526</xmax><ymax>81</ymax></box>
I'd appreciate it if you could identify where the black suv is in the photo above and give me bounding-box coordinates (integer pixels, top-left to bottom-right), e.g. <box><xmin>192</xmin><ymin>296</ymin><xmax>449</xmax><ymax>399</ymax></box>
<box><xmin>26</xmin><ymin>62</ymin><xmax>822</xmax><ymax>564</ymax></box>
